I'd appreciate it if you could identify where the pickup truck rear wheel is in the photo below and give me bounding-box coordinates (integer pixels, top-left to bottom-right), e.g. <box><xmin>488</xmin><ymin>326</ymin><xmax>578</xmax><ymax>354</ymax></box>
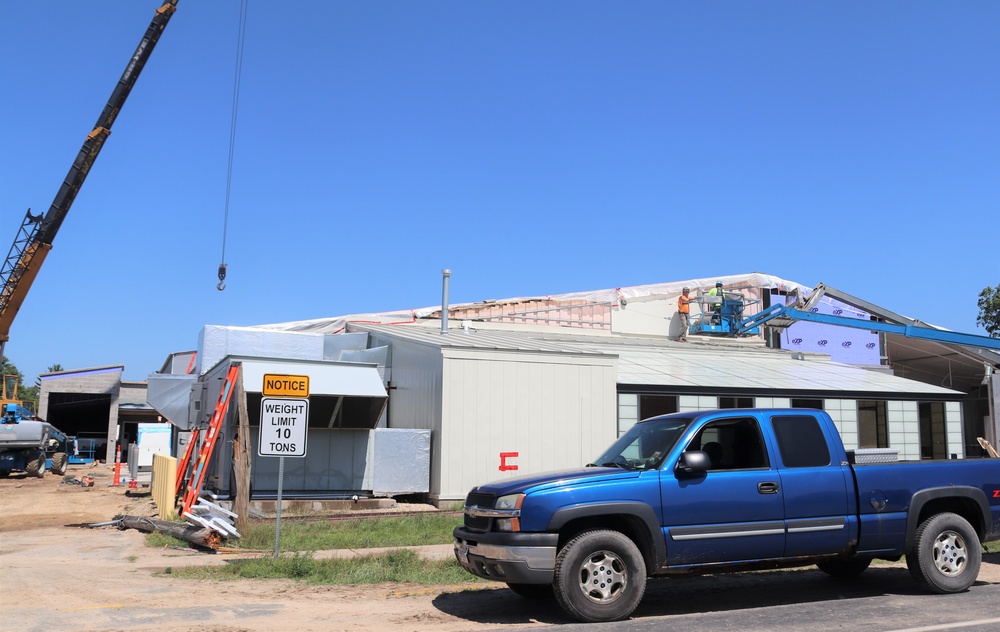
<box><xmin>552</xmin><ymin>530</ymin><xmax>646</xmax><ymax>623</ymax></box>
<box><xmin>907</xmin><ymin>512</ymin><xmax>981</xmax><ymax>594</ymax></box>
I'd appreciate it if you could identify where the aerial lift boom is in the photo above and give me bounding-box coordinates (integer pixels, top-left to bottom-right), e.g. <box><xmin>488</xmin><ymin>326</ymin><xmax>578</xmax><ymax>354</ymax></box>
<box><xmin>736</xmin><ymin>284</ymin><xmax>1000</xmax><ymax>353</ymax></box>
<box><xmin>0</xmin><ymin>1</ymin><xmax>179</xmax><ymax>361</ymax></box>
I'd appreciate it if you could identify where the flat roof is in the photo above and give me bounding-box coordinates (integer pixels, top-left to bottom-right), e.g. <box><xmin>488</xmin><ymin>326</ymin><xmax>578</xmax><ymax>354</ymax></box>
<box><xmin>356</xmin><ymin>322</ymin><xmax>960</xmax><ymax>398</ymax></box>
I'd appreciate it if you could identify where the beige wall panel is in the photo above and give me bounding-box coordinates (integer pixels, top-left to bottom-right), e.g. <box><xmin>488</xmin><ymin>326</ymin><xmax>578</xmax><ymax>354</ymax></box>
<box><xmin>438</xmin><ymin>351</ymin><xmax>616</xmax><ymax>502</ymax></box>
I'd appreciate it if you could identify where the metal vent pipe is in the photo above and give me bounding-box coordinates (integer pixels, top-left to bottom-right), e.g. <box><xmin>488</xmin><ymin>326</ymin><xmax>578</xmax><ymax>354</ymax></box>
<box><xmin>441</xmin><ymin>269</ymin><xmax>451</xmax><ymax>334</ymax></box>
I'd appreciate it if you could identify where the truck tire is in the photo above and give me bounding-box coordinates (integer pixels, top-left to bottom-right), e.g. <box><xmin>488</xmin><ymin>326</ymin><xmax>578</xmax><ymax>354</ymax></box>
<box><xmin>552</xmin><ymin>530</ymin><xmax>646</xmax><ymax>623</ymax></box>
<box><xmin>50</xmin><ymin>452</ymin><xmax>69</xmax><ymax>476</ymax></box>
<box><xmin>25</xmin><ymin>451</ymin><xmax>47</xmax><ymax>478</ymax></box>
<box><xmin>817</xmin><ymin>557</ymin><xmax>872</xmax><ymax>578</ymax></box>
<box><xmin>506</xmin><ymin>583</ymin><xmax>554</xmax><ymax>600</ymax></box>
<box><xmin>907</xmin><ymin>512</ymin><xmax>981</xmax><ymax>594</ymax></box>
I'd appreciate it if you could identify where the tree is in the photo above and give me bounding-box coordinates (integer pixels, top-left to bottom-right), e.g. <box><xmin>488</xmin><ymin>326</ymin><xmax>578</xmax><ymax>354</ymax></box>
<box><xmin>978</xmin><ymin>285</ymin><xmax>1000</xmax><ymax>338</ymax></box>
<box><xmin>0</xmin><ymin>356</ymin><xmax>35</xmax><ymax>409</ymax></box>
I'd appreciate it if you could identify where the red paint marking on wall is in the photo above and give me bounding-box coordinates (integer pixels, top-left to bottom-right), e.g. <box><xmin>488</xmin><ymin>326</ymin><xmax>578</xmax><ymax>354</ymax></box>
<box><xmin>499</xmin><ymin>452</ymin><xmax>519</xmax><ymax>471</ymax></box>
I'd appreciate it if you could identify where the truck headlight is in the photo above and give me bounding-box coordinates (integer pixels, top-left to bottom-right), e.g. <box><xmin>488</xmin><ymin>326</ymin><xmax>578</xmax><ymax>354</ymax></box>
<box><xmin>495</xmin><ymin>493</ymin><xmax>524</xmax><ymax>532</ymax></box>
<box><xmin>495</xmin><ymin>493</ymin><xmax>524</xmax><ymax>510</ymax></box>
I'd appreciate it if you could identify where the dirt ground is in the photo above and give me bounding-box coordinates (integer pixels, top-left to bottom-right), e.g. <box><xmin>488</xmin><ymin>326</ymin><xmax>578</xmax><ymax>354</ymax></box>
<box><xmin>0</xmin><ymin>463</ymin><xmax>534</xmax><ymax>632</ymax></box>
<box><xmin>4</xmin><ymin>463</ymin><xmax>1000</xmax><ymax>632</ymax></box>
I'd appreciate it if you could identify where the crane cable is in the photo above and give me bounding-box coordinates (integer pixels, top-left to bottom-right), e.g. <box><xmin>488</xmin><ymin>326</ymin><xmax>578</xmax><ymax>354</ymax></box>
<box><xmin>218</xmin><ymin>0</ymin><xmax>250</xmax><ymax>291</ymax></box>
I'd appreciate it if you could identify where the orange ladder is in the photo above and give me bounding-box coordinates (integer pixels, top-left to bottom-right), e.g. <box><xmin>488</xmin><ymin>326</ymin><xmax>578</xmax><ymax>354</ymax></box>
<box><xmin>180</xmin><ymin>363</ymin><xmax>241</xmax><ymax>515</ymax></box>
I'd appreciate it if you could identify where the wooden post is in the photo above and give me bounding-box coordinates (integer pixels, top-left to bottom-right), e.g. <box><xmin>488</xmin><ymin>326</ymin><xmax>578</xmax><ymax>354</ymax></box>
<box><xmin>118</xmin><ymin>515</ymin><xmax>221</xmax><ymax>549</ymax></box>
<box><xmin>233</xmin><ymin>366</ymin><xmax>252</xmax><ymax>533</ymax></box>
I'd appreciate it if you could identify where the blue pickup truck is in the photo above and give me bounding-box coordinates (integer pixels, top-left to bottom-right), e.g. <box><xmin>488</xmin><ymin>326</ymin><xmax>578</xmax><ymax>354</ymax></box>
<box><xmin>453</xmin><ymin>408</ymin><xmax>1000</xmax><ymax>623</ymax></box>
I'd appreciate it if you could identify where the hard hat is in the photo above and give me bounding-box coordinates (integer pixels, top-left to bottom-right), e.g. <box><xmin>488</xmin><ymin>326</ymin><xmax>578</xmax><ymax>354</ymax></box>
<box><xmin>716</xmin><ymin>280</ymin><xmax>723</xmax><ymax>286</ymax></box>
<box><xmin>682</xmin><ymin>287</ymin><xmax>690</xmax><ymax>292</ymax></box>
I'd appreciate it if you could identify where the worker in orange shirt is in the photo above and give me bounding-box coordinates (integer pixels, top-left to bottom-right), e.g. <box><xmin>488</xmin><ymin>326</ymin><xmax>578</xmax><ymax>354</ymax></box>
<box><xmin>677</xmin><ymin>287</ymin><xmax>694</xmax><ymax>342</ymax></box>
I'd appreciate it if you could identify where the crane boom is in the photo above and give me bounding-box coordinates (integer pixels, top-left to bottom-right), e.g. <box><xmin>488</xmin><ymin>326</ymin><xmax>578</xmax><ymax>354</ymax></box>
<box><xmin>0</xmin><ymin>1</ymin><xmax>179</xmax><ymax>357</ymax></box>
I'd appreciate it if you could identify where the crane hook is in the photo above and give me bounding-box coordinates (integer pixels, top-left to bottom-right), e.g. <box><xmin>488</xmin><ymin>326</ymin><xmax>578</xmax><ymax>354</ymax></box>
<box><xmin>217</xmin><ymin>263</ymin><xmax>227</xmax><ymax>291</ymax></box>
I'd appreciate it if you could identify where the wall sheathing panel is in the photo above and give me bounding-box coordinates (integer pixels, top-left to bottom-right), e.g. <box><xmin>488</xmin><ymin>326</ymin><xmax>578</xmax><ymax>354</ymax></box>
<box><xmin>611</xmin><ymin>298</ymin><xmax>672</xmax><ymax>337</ymax></box>
<box><xmin>438</xmin><ymin>349</ymin><xmax>616</xmax><ymax>502</ymax></box>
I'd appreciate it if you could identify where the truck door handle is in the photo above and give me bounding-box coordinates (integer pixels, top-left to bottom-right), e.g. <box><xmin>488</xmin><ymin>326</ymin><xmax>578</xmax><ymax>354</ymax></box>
<box><xmin>758</xmin><ymin>482</ymin><xmax>779</xmax><ymax>494</ymax></box>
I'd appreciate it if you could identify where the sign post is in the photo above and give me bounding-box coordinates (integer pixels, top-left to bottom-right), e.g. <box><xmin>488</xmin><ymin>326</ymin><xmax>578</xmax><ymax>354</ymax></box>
<box><xmin>259</xmin><ymin>374</ymin><xmax>310</xmax><ymax>558</ymax></box>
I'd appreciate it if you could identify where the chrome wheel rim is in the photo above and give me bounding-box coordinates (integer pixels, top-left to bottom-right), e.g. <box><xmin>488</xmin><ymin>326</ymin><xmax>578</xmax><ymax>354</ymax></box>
<box><xmin>578</xmin><ymin>550</ymin><xmax>628</xmax><ymax>604</ymax></box>
<box><xmin>932</xmin><ymin>530</ymin><xmax>968</xmax><ymax>576</ymax></box>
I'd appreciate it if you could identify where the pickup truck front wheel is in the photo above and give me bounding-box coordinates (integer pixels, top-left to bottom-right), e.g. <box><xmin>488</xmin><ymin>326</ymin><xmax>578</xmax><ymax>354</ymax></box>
<box><xmin>553</xmin><ymin>530</ymin><xmax>646</xmax><ymax>623</ymax></box>
<box><xmin>907</xmin><ymin>512</ymin><xmax>982</xmax><ymax>594</ymax></box>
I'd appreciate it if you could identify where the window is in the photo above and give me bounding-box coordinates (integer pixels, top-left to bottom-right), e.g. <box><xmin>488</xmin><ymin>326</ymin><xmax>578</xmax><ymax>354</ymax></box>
<box><xmin>771</xmin><ymin>415</ymin><xmax>831</xmax><ymax>468</ymax></box>
<box><xmin>719</xmin><ymin>397</ymin><xmax>754</xmax><ymax>409</ymax></box>
<box><xmin>685</xmin><ymin>417</ymin><xmax>768</xmax><ymax>470</ymax></box>
<box><xmin>593</xmin><ymin>417</ymin><xmax>693</xmax><ymax>470</ymax></box>
<box><xmin>919</xmin><ymin>402</ymin><xmax>947</xmax><ymax>459</ymax></box>
<box><xmin>791</xmin><ymin>398</ymin><xmax>824</xmax><ymax>410</ymax></box>
<box><xmin>858</xmin><ymin>400</ymin><xmax>888</xmax><ymax>448</ymax></box>
<box><xmin>640</xmin><ymin>395</ymin><xmax>677</xmax><ymax>419</ymax></box>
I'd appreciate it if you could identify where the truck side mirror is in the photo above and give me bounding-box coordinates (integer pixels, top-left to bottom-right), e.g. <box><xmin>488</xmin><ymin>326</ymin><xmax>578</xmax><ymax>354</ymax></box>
<box><xmin>676</xmin><ymin>451</ymin><xmax>710</xmax><ymax>476</ymax></box>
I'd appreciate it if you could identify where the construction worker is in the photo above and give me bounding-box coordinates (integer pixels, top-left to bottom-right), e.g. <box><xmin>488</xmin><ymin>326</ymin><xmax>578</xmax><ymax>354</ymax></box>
<box><xmin>677</xmin><ymin>287</ymin><xmax>694</xmax><ymax>342</ymax></box>
<box><xmin>708</xmin><ymin>281</ymin><xmax>725</xmax><ymax>325</ymax></box>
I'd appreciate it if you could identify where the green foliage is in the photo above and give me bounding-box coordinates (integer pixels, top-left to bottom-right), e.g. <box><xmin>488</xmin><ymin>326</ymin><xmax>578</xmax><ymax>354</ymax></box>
<box><xmin>144</xmin><ymin>510</ymin><xmax>472</xmax><ymax>585</ymax></box>
<box><xmin>166</xmin><ymin>549</ymin><xmax>481</xmax><ymax>585</ymax></box>
<box><xmin>235</xmin><ymin>513</ymin><xmax>463</xmax><ymax>551</ymax></box>
<box><xmin>144</xmin><ymin>512</ymin><xmax>463</xmax><ymax>554</ymax></box>
<box><xmin>0</xmin><ymin>356</ymin><xmax>36</xmax><ymax>410</ymax></box>
<box><xmin>979</xmin><ymin>285</ymin><xmax>1000</xmax><ymax>338</ymax></box>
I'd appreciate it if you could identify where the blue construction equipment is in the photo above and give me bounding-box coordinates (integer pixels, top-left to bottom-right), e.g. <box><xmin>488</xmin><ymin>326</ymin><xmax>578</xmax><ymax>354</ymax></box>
<box><xmin>734</xmin><ymin>284</ymin><xmax>1000</xmax><ymax>352</ymax></box>
<box><xmin>688</xmin><ymin>289</ymin><xmax>762</xmax><ymax>336</ymax></box>
<box><xmin>0</xmin><ymin>403</ymin><xmax>77</xmax><ymax>477</ymax></box>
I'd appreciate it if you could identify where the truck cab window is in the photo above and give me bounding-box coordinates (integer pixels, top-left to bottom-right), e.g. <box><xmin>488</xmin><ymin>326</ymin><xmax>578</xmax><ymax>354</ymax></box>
<box><xmin>686</xmin><ymin>417</ymin><xmax>768</xmax><ymax>470</ymax></box>
<box><xmin>592</xmin><ymin>417</ymin><xmax>692</xmax><ymax>470</ymax></box>
<box><xmin>771</xmin><ymin>415</ymin><xmax>831</xmax><ymax>467</ymax></box>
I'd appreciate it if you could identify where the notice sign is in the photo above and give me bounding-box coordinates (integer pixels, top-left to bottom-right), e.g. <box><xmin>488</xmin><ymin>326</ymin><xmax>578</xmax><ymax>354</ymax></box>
<box><xmin>258</xmin><ymin>397</ymin><xmax>309</xmax><ymax>457</ymax></box>
<box><xmin>262</xmin><ymin>374</ymin><xmax>310</xmax><ymax>398</ymax></box>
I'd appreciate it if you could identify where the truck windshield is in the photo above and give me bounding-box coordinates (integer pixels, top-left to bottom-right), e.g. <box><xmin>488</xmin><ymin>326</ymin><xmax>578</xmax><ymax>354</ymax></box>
<box><xmin>589</xmin><ymin>417</ymin><xmax>693</xmax><ymax>470</ymax></box>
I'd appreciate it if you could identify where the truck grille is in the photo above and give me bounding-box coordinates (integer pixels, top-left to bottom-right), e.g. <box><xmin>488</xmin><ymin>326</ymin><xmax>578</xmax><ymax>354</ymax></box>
<box><xmin>464</xmin><ymin>492</ymin><xmax>495</xmax><ymax>532</ymax></box>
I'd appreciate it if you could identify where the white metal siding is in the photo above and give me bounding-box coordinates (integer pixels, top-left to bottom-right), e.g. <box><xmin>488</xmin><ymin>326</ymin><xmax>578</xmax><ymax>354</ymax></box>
<box><xmin>438</xmin><ymin>349</ymin><xmax>616</xmax><ymax>502</ymax></box>
<box><xmin>375</xmin><ymin>338</ymin><xmax>444</xmax><ymax>493</ymax></box>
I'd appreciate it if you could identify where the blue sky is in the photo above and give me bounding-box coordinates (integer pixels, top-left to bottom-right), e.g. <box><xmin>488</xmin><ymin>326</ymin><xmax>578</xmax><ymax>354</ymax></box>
<box><xmin>1</xmin><ymin>1</ymin><xmax>998</xmax><ymax>383</ymax></box>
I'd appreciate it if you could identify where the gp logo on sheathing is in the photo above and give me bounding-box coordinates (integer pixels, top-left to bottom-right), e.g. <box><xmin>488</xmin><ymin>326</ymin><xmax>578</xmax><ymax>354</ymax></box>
<box><xmin>842</xmin><ymin>341</ymin><xmax>852</xmax><ymax>348</ymax></box>
<box><xmin>791</xmin><ymin>338</ymin><xmax>803</xmax><ymax>345</ymax></box>
<box><xmin>866</xmin><ymin>342</ymin><xmax>877</xmax><ymax>349</ymax></box>
<box><xmin>817</xmin><ymin>340</ymin><xmax>828</xmax><ymax>346</ymax></box>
